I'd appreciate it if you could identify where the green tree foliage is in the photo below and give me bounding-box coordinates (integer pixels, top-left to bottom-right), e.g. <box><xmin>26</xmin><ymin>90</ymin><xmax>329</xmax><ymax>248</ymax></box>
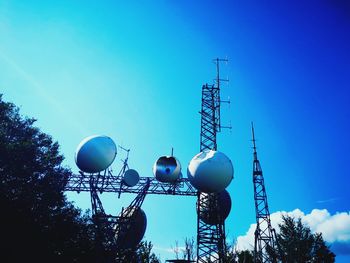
<box><xmin>0</xmin><ymin>95</ymin><xmax>95</xmax><ymax>262</ymax></box>
<box><xmin>273</xmin><ymin>215</ymin><xmax>336</xmax><ymax>263</ymax></box>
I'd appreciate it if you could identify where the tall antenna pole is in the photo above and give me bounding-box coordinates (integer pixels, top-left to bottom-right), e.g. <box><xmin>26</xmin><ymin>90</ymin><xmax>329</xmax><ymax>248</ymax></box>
<box><xmin>197</xmin><ymin>58</ymin><xmax>228</xmax><ymax>263</ymax></box>
<box><xmin>251</xmin><ymin>123</ymin><xmax>277</xmax><ymax>263</ymax></box>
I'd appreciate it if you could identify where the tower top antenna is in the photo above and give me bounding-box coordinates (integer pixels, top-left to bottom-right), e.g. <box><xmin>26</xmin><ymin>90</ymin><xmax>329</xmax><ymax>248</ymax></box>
<box><xmin>251</xmin><ymin>122</ymin><xmax>258</xmax><ymax>160</ymax></box>
<box><xmin>213</xmin><ymin>57</ymin><xmax>229</xmax><ymax>89</ymax></box>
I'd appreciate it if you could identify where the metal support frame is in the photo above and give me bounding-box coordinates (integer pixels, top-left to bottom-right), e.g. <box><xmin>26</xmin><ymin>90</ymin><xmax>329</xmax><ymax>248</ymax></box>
<box><xmin>90</xmin><ymin>175</ymin><xmax>107</xmax><ymax>216</ymax></box>
<box><xmin>197</xmin><ymin>192</ymin><xmax>226</xmax><ymax>263</ymax></box>
<box><xmin>115</xmin><ymin>179</ymin><xmax>151</xmax><ymax>261</ymax></box>
<box><xmin>200</xmin><ymin>83</ymin><xmax>220</xmax><ymax>151</ymax></box>
<box><xmin>66</xmin><ymin>173</ymin><xmax>197</xmax><ymax>196</ymax></box>
<box><xmin>87</xmin><ymin>173</ymin><xmax>154</xmax><ymax>262</ymax></box>
<box><xmin>66</xmin><ymin>173</ymin><xmax>197</xmax><ymax>263</ymax></box>
<box><xmin>252</xmin><ymin>123</ymin><xmax>277</xmax><ymax>263</ymax></box>
<box><xmin>65</xmin><ymin>58</ymin><xmax>230</xmax><ymax>263</ymax></box>
<box><xmin>197</xmin><ymin>58</ymin><xmax>228</xmax><ymax>263</ymax></box>
<box><xmin>89</xmin><ymin>174</ymin><xmax>119</xmax><ymax>263</ymax></box>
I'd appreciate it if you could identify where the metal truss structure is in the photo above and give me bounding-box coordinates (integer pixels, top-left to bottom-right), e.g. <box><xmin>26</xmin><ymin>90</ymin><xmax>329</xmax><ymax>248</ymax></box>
<box><xmin>65</xmin><ymin>170</ymin><xmax>197</xmax><ymax>263</ymax></box>
<box><xmin>200</xmin><ymin>83</ymin><xmax>221</xmax><ymax>151</ymax></box>
<box><xmin>252</xmin><ymin>123</ymin><xmax>277</xmax><ymax>263</ymax></box>
<box><xmin>197</xmin><ymin>58</ymin><xmax>228</xmax><ymax>263</ymax></box>
<box><xmin>114</xmin><ymin>179</ymin><xmax>151</xmax><ymax>261</ymax></box>
<box><xmin>64</xmin><ymin>58</ymin><xmax>230</xmax><ymax>263</ymax></box>
<box><xmin>88</xmin><ymin>175</ymin><xmax>119</xmax><ymax>262</ymax></box>
<box><xmin>65</xmin><ymin>172</ymin><xmax>197</xmax><ymax>196</ymax></box>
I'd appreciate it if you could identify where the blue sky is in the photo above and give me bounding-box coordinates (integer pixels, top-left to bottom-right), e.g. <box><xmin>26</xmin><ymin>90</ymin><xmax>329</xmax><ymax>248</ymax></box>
<box><xmin>1</xmin><ymin>0</ymin><xmax>349</xmax><ymax>261</ymax></box>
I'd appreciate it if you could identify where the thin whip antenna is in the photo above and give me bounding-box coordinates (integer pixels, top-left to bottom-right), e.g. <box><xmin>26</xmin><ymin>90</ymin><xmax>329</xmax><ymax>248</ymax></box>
<box><xmin>251</xmin><ymin>122</ymin><xmax>259</xmax><ymax>162</ymax></box>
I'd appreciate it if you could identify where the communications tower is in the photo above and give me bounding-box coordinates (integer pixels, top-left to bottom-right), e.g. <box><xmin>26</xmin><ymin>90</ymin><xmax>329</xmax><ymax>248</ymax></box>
<box><xmin>251</xmin><ymin>123</ymin><xmax>277</xmax><ymax>263</ymax></box>
<box><xmin>66</xmin><ymin>58</ymin><xmax>232</xmax><ymax>263</ymax></box>
<box><xmin>197</xmin><ymin>58</ymin><xmax>229</xmax><ymax>263</ymax></box>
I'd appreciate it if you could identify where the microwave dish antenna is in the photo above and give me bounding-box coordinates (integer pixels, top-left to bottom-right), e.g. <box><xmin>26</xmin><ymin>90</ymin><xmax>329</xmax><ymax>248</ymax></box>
<box><xmin>75</xmin><ymin>135</ymin><xmax>117</xmax><ymax>174</ymax></box>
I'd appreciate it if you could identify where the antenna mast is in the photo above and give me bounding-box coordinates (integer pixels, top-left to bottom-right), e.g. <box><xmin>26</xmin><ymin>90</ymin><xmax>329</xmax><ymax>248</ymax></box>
<box><xmin>251</xmin><ymin>123</ymin><xmax>277</xmax><ymax>263</ymax></box>
<box><xmin>197</xmin><ymin>58</ymin><xmax>229</xmax><ymax>263</ymax></box>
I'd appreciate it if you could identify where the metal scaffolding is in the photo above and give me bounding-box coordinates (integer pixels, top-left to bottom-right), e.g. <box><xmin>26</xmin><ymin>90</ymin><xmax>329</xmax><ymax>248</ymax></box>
<box><xmin>197</xmin><ymin>58</ymin><xmax>228</xmax><ymax>263</ymax></box>
<box><xmin>64</xmin><ymin>58</ymin><xmax>230</xmax><ymax>263</ymax></box>
<box><xmin>252</xmin><ymin>123</ymin><xmax>277</xmax><ymax>263</ymax></box>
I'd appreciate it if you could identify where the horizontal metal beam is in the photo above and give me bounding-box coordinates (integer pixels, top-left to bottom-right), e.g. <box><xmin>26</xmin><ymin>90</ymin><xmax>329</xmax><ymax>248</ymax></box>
<box><xmin>65</xmin><ymin>173</ymin><xmax>197</xmax><ymax>196</ymax></box>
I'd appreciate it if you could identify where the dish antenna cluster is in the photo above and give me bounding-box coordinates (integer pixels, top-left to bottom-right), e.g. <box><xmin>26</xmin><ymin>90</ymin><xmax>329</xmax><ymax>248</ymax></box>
<box><xmin>74</xmin><ymin>135</ymin><xmax>147</xmax><ymax>256</ymax></box>
<box><xmin>66</xmin><ymin>58</ymin><xmax>233</xmax><ymax>263</ymax></box>
<box><xmin>75</xmin><ymin>135</ymin><xmax>141</xmax><ymax>188</ymax></box>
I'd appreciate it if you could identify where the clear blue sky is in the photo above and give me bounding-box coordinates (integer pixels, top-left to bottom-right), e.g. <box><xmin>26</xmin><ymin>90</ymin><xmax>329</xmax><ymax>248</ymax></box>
<box><xmin>1</xmin><ymin>0</ymin><xmax>349</xmax><ymax>261</ymax></box>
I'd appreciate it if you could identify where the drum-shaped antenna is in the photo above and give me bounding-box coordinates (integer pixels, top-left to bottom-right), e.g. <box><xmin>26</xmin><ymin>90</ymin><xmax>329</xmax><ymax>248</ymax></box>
<box><xmin>153</xmin><ymin>156</ymin><xmax>181</xmax><ymax>183</ymax></box>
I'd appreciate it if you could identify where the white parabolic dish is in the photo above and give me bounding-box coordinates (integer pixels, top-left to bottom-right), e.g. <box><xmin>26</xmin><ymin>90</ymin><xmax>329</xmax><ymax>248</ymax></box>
<box><xmin>187</xmin><ymin>150</ymin><xmax>233</xmax><ymax>193</ymax></box>
<box><xmin>153</xmin><ymin>156</ymin><xmax>181</xmax><ymax>183</ymax></box>
<box><xmin>75</xmin><ymin>135</ymin><xmax>117</xmax><ymax>173</ymax></box>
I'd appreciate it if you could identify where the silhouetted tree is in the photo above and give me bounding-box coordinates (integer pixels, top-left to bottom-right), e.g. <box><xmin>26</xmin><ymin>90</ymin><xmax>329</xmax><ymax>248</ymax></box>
<box><xmin>272</xmin><ymin>215</ymin><xmax>335</xmax><ymax>263</ymax></box>
<box><xmin>172</xmin><ymin>240</ymin><xmax>181</xmax><ymax>259</ymax></box>
<box><xmin>236</xmin><ymin>250</ymin><xmax>253</xmax><ymax>263</ymax></box>
<box><xmin>224</xmin><ymin>239</ymin><xmax>253</xmax><ymax>263</ymax></box>
<box><xmin>0</xmin><ymin>95</ymin><xmax>95</xmax><ymax>262</ymax></box>
<box><xmin>182</xmin><ymin>237</ymin><xmax>195</xmax><ymax>261</ymax></box>
<box><xmin>137</xmin><ymin>240</ymin><xmax>161</xmax><ymax>263</ymax></box>
<box><xmin>119</xmin><ymin>240</ymin><xmax>161</xmax><ymax>263</ymax></box>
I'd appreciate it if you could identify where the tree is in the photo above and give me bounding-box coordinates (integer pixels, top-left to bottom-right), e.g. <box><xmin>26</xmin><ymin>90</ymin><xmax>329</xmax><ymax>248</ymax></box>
<box><xmin>172</xmin><ymin>240</ymin><xmax>181</xmax><ymax>259</ymax></box>
<box><xmin>119</xmin><ymin>240</ymin><xmax>161</xmax><ymax>263</ymax></box>
<box><xmin>236</xmin><ymin>250</ymin><xmax>253</xmax><ymax>263</ymax></box>
<box><xmin>170</xmin><ymin>237</ymin><xmax>195</xmax><ymax>261</ymax></box>
<box><xmin>182</xmin><ymin>237</ymin><xmax>195</xmax><ymax>261</ymax></box>
<box><xmin>0</xmin><ymin>95</ymin><xmax>96</xmax><ymax>262</ymax></box>
<box><xmin>272</xmin><ymin>215</ymin><xmax>335</xmax><ymax>263</ymax></box>
<box><xmin>224</xmin><ymin>239</ymin><xmax>253</xmax><ymax>263</ymax></box>
<box><xmin>136</xmin><ymin>240</ymin><xmax>161</xmax><ymax>263</ymax></box>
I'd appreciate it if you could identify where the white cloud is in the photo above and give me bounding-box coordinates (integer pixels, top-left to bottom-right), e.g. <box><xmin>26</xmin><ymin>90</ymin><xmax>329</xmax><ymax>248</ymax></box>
<box><xmin>236</xmin><ymin>222</ymin><xmax>255</xmax><ymax>251</ymax></box>
<box><xmin>236</xmin><ymin>209</ymin><xmax>350</xmax><ymax>255</ymax></box>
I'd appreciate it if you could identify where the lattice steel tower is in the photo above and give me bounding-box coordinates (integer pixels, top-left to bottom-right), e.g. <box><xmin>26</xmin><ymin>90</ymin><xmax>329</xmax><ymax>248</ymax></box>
<box><xmin>252</xmin><ymin>123</ymin><xmax>277</xmax><ymax>263</ymax></box>
<box><xmin>197</xmin><ymin>58</ymin><xmax>228</xmax><ymax>263</ymax></box>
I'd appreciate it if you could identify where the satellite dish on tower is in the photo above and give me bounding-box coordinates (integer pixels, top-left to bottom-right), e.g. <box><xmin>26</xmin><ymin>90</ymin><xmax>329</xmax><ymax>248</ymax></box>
<box><xmin>187</xmin><ymin>150</ymin><xmax>233</xmax><ymax>193</ymax></box>
<box><xmin>115</xmin><ymin>207</ymin><xmax>147</xmax><ymax>249</ymax></box>
<box><xmin>123</xmin><ymin>169</ymin><xmax>140</xmax><ymax>187</ymax></box>
<box><xmin>199</xmin><ymin>190</ymin><xmax>232</xmax><ymax>225</ymax></box>
<box><xmin>75</xmin><ymin>135</ymin><xmax>117</xmax><ymax>173</ymax></box>
<box><xmin>153</xmin><ymin>156</ymin><xmax>182</xmax><ymax>183</ymax></box>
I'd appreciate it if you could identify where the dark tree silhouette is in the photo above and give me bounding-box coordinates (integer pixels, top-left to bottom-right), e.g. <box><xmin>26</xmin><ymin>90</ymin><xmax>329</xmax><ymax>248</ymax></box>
<box><xmin>0</xmin><ymin>95</ymin><xmax>95</xmax><ymax>262</ymax></box>
<box><xmin>236</xmin><ymin>250</ymin><xmax>253</xmax><ymax>263</ymax></box>
<box><xmin>273</xmin><ymin>215</ymin><xmax>335</xmax><ymax>263</ymax></box>
<box><xmin>136</xmin><ymin>240</ymin><xmax>161</xmax><ymax>263</ymax></box>
<box><xmin>223</xmin><ymin>240</ymin><xmax>253</xmax><ymax>263</ymax></box>
<box><xmin>117</xmin><ymin>240</ymin><xmax>161</xmax><ymax>263</ymax></box>
<box><xmin>182</xmin><ymin>237</ymin><xmax>195</xmax><ymax>261</ymax></box>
